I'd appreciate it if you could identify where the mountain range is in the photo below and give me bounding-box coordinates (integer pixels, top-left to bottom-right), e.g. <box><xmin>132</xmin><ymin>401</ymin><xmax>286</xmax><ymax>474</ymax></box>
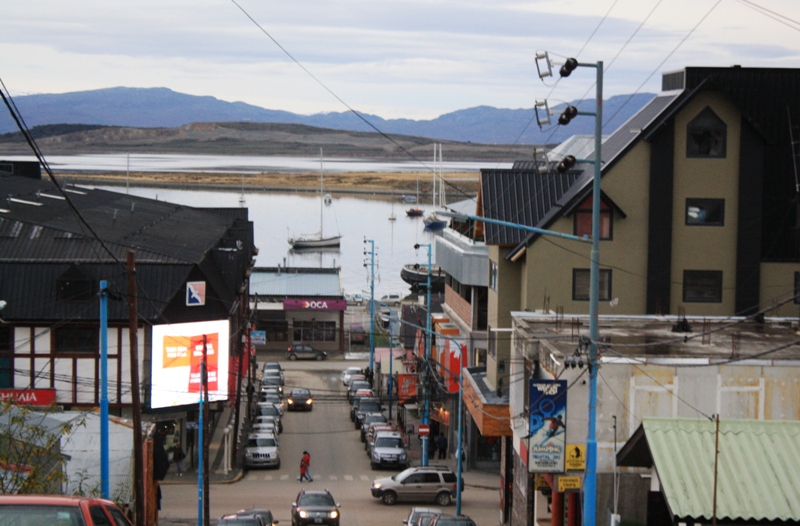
<box><xmin>0</xmin><ymin>87</ymin><xmax>655</xmax><ymax>145</ymax></box>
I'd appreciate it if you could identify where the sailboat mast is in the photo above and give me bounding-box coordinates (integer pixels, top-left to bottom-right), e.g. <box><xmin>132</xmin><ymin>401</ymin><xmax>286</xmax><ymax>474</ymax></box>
<box><xmin>319</xmin><ymin>148</ymin><xmax>324</xmax><ymax>236</ymax></box>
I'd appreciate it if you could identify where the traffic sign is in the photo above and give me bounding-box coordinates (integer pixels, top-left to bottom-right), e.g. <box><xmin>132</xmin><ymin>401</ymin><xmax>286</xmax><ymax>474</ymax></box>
<box><xmin>418</xmin><ymin>424</ymin><xmax>430</xmax><ymax>437</ymax></box>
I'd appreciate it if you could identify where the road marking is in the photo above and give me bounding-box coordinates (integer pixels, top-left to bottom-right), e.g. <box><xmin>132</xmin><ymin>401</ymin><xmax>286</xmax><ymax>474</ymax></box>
<box><xmin>344</xmin><ymin>475</ymin><xmax>353</xmax><ymax>481</ymax></box>
<box><xmin>280</xmin><ymin>474</ymin><xmax>289</xmax><ymax>480</ymax></box>
<box><xmin>263</xmin><ymin>475</ymin><xmax>274</xmax><ymax>481</ymax></box>
<box><xmin>329</xmin><ymin>475</ymin><xmax>338</xmax><ymax>480</ymax></box>
<box><xmin>360</xmin><ymin>475</ymin><xmax>369</xmax><ymax>481</ymax></box>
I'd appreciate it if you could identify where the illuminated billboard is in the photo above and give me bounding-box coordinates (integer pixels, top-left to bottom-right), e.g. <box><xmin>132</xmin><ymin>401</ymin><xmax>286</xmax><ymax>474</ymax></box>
<box><xmin>150</xmin><ymin>319</ymin><xmax>230</xmax><ymax>409</ymax></box>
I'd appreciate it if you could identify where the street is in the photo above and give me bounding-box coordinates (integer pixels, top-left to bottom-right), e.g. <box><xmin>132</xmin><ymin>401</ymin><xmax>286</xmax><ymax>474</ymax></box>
<box><xmin>158</xmin><ymin>358</ymin><xmax>502</xmax><ymax>526</ymax></box>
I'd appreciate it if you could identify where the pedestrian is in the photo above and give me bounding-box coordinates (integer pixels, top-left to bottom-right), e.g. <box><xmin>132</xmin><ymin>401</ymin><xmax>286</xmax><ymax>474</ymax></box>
<box><xmin>298</xmin><ymin>451</ymin><xmax>312</xmax><ymax>482</ymax></box>
<box><xmin>172</xmin><ymin>443</ymin><xmax>186</xmax><ymax>476</ymax></box>
<box><xmin>303</xmin><ymin>450</ymin><xmax>314</xmax><ymax>482</ymax></box>
<box><xmin>437</xmin><ymin>433</ymin><xmax>448</xmax><ymax>459</ymax></box>
<box><xmin>429</xmin><ymin>436</ymin><xmax>438</xmax><ymax>459</ymax></box>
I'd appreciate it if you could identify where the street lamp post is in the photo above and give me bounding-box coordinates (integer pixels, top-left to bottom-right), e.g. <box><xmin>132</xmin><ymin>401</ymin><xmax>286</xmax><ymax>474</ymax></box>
<box><xmin>414</xmin><ymin>243</ymin><xmax>433</xmax><ymax>466</ymax></box>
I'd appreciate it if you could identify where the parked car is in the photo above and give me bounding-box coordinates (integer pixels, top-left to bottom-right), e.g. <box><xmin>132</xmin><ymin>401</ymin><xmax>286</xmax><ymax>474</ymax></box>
<box><xmin>244</xmin><ymin>432</ymin><xmax>280</xmax><ymax>469</ymax></box>
<box><xmin>341</xmin><ymin>366</ymin><xmax>362</xmax><ymax>385</ymax></box>
<box><xmin>349</xmin><ymin>392</ymin><xmax>376</xmax><ymax>421</ymax></box>
<box><xmin>0</xmin><ymin>495</ymin><xmax>132</xmax><ymax>526</ymax></box>
<box><xmin>237</xmin><ymin>508</ymin><xmax>278</xmax><ymax>526</ymax></box>
<box><xmin>255</xmin><ymin>403</ymin><xmax>283</xmax><ymax>432</ymax></box>
<box><xmin>360</xmin><ymin>413</ymin><xmax>388</xmax><ymax>442</ymax></box>
<box><xmin>291</xmin><ymin>489</ymin><xmax>340</xmax><ymax>526</ymax></box>
<box><xmin>287</xmin><ymin>388</ymin><xmax>314</xmax><ymax>412</ymax></box>
<box><xmin>380</xmin><ymin>293</ymin><xmax>403</xmax><ymax>306</ymax></box>
<box><xmin>403</xmin><ymin>507</ymin><xmax>443</xmax><ymax>526</ymax></box>
<box><xmin>260</xmin><ymin>375</ymin><xmax>283</xmax><ymax>395</ymax></box>
<box><xmin>251</xmin><ymin>422</ymin><xmax>278</xmax><ymax>435</ymax></box>
<box><xmin>365</xmin><ymin>423</ymin><xmax>398</xmax><ymax>453</ymax></box>
<box><xmin>369</xmin><ymin>430</ymin><xmax>408</xmax><ymax>469</ymax></box>
<box><xmin>253</xmin><ymin>415</ymin><xmax>281</xmax><ymax>433</ymax></box>
<box><xmin>347</xmin><ymin>381</ymin><xmax>371</xmax><ymax>402</ymax></box>
<box><xmin>262</xmin><ymin>367</ymin><xmax>284</xmax><ymax>386</ymax></box>
<box><xmin>287</xmin><ymin>344</ymin><xmax>327</xmax><ymax>361</ymax></box>
<box><xmin>344</xmin><ymin>292</ymin><xmax>365</xmax><ymax>305</ymax></box>
<box><xmin>428</xmin><ymin>515</ymin><xmax>476</xmax><ymax>526</ymax></box>
<box><xmin>349</xmin><ymin>324</ymin><xmax>366</xmax><ymax>344</ymax></box>
<box><xmin>219</xmin><ymin>514</ymin><xmax>265</xmax><ymax>526</ymax></box>
<box><xmin>354</xmin><ymin>397</ymin><xmax>384</xmax><ymax>429</ymax></box>
<box><xmin>259</xmin><ymin>393</ymin><xmax>284</xmax><ymax>413</ymax></box>
<box><xmin>371</xmin><ymin>465</ymin><xmax>459</xmax><ymax>506</ymax></box>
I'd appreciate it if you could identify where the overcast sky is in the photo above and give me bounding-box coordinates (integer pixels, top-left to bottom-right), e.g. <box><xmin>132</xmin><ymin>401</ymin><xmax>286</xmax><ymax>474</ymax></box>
<box><xmin>1</xmin><ymin>0</ymin><xmax>798</xmax><ymax>120</ymax></box>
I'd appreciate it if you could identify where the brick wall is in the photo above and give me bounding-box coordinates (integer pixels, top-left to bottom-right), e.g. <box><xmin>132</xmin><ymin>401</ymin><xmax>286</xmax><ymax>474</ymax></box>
<box><xmin>445</xmin><ymin>285</ymin><xmax>472</xmax><ymax>328</ymax></box>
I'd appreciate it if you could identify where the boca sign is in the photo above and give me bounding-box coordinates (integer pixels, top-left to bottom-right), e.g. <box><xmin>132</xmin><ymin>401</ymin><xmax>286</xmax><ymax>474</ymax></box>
<box><xmin>283</xmin><ymin>299</ymin><xmax>346</xmax><ymax>311</ymax></box>
<box><xmin>0</xmin><ymin>389</ymin><xmax>57</xmax><ymax>406</ymax></box>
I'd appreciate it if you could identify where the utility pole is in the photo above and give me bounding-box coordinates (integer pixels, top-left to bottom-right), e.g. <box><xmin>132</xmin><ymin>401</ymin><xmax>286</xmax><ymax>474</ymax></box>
<box><xmin>203</xmin><ymin>335</ymin><xmax>210</xmax><ymax>526</ymax></box>
<box><xmin>414</xmin><ymin>243</ymin><xmax>433</xmax><ymax>466</ymax></box>
<box><xmin>127</xmin><ymin>251</ymin><xmax>145</xmax><ymax>526</ymax></box>
<box><xmin>99</xmin><ymin>280</ymin><xmax>109</xmax><ymax>499</ymax></box>
<box><xmin>365</xmin><ymin>238</ymin><xmax>376</xmax><ymax>376</ymax></box>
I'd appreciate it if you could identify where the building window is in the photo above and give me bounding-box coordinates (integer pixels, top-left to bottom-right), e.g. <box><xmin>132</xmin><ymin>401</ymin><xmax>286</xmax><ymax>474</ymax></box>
<box><xmin>260</xmin><ymin>320</ymin><xmax>289</xmax><ymax>342</ymax></box>
<box><xmin>294</xmin><ymin>321</ymin><xmax>336</xmax><ymax>343</ymax></box>
<box><xmin>489</xmin><ymin>261</ymin><xmax>498</xmax><ymax>291</ymax></box>
<box><xmin>686</xmin><ymin>198</ymin><xmax>725</xmax><ymax>226</ymax></box>
<box><xmin>794</xmin><ymin>273</ymin><xmax>800</xmax><ymax>305</ymax></box>
<box><xmin>687</xmin><ymin>107</ymin><xmax>726</xmax><ymax>158</ymax></box>
<box><xmin>572</xmin><ymin>269</ymin><xmax>612</xmax><ymax>301</ymax></box>
<box><xmin>0</xmin><ymin>327</ymin><xmax>11</xmax><ymax>388</ymax></box>
<box><xmin>54</xmin><ymin>327</ymin><xmax>97</xmax><ymax>354</ymax></box>
<box><xmin>574</xmin><ymin>198</ymin><xmax>612</xmax><ymax>239</ymax></box>
<box><xmin>683</xmin><ymin>270</ymin><xmax>723</xmax><ymax>303</ymax></box>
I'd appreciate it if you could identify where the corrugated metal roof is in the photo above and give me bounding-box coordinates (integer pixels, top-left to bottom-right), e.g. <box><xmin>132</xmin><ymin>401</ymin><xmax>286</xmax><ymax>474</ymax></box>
<box><xmin>642</xmin><ymin>417</ymin><xmax>800</xmax><ymax>522</ymax></box>
<box><xmin>250</xmin><ymin>268</ymin><xmax>342</xmax><ymax>297</ymax></box>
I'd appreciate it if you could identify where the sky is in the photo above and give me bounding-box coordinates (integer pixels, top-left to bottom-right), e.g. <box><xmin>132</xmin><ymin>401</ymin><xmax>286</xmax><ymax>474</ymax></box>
<box><xmin>1</xmin><ymin>0</ymin><xmax>798</xmax><ymax>120</ymax></box>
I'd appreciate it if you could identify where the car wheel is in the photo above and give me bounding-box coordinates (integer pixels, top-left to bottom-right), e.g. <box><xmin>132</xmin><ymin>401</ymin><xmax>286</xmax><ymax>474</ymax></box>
<box><xmin>370</xmin><ymin>462</ymin><xmax>377</xmax><ymax>470</ymax></box>
<box><xmin>315</xmin><ymin>354</ymin><xmax>324</xmax><ymax>361</ymax></box>
<box><xmin>436</xmin><ymin>492</ymin><xmax>452</xmax><ymax>506</ymax></box>
<box><xmin>289</xmin><ymin>354</ymin><xmax>298</xmax><ymax>361</ymax></box>
<box><xmin>381</xmin><ymin>491</ymin><xmax>398</xmax><ymax>505</ymax></box>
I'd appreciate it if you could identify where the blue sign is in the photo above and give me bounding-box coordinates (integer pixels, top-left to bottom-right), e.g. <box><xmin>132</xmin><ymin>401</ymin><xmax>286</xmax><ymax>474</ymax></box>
<box><xmin>528</xmin><ymin>379</ymin><xmax>567</xmax><ymax>473</ymax></box>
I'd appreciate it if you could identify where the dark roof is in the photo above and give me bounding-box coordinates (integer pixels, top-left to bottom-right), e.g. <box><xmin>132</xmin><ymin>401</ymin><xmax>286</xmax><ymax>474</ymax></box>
<box><xmin>0</xmin><ymin>173</ymin><xmax>254</xmax><ymax>322</ymax></box>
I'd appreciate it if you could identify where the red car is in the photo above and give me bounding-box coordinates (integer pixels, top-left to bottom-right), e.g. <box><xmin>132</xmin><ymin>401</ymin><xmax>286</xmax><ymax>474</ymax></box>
<box><xmin>0</xmin><ymin>495</ymin><xmax>132</xmax><ymax>525</ymax></box>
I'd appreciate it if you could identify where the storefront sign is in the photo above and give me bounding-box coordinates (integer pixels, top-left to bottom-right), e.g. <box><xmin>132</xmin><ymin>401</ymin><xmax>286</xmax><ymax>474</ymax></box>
<box><xmin>283</xmin><ymin>299</ymin><xmax>346</xmax><ymax>311</ymax></box>
<box><xmin>397</xmin><ymin>374</ymin><xmax>418</xmax><ymax>401</ymax></box>
<box><xmin>557</xmin><ymin>475</ymin><xmax>582</xmax><ymax>492</ymax></box>
<box><xmin>186</xmin><ymin>281</ymin><xmax>206</xmax><ymax>306</ymax></box>
<box><xmin>528</xmin><ymin>379</ymin><xmax>567</xmax><ymax>473</ymax></box>
<box><xmin>565</xmin><ymin>444</ymin><xmax>586</xmax><ymax>471</ymax></box>
<box><xmin>250</xmin><ymin>330</ymin><xmax>266</xmax><ymax>345</ymax></box>
<box><xmin>0</xmin><ymin>388</ymin><xmax>57</xmax><ymax>406</ymax></box>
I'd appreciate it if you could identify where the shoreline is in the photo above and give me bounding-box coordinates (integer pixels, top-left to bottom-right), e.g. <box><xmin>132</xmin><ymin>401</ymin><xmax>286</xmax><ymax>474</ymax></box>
<box><xmin>58</xmin><ymin>170</ymin><xmax>481</xmax><ymax>198</ymax></box>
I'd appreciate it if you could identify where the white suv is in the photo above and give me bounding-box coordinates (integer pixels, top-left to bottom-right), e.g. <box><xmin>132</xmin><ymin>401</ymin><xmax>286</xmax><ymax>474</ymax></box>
<box><xmin>371</xmin><ymin>465</ymin><xmax>459</xmax><ymax>506</ymax></box>
<box><xmin>369</xmin><ymin>430</ymin><xmax>408</xmax><ymax>470</ymax></box>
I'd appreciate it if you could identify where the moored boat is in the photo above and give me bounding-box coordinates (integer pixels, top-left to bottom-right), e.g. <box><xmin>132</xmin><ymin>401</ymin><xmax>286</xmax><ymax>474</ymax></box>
<box><xmin>400</xmin><ymin>263</ymin><xmax>445</xmax><ymax>291</ymax></box>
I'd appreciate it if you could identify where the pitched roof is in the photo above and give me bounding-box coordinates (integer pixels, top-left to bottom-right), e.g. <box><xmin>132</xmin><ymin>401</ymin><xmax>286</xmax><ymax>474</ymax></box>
<box><xmin>618</xmin><ymin>417</ymin><xmax>800</xmax><ymax>523</ymax></box>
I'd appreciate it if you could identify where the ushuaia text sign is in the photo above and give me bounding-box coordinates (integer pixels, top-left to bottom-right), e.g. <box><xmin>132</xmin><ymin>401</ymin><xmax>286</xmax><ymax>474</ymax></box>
<box><xmin>528</xmin><ymin>379</ymin><xmax>567</xmax><ymax>473</ymax></box>
<box><xmin>0</xmin><ymin>389</ymin><xmax>57</xmax><ymax>406</ymax></box>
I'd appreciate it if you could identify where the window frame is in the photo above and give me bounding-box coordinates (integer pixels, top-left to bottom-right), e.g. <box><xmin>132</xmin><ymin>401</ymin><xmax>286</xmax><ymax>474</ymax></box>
<box><xmin>573</xmin><ymin>198</ymin><xmax>613</xmax><ymax>240</ymax></box>
<box><xmin>685</xmin><ymin>198</ymin><xmax>725</xmax><ymax>226</ymax></box>
<box><xmin>572</xmin><ymin>269</ymin><xmax>612</xmax><ymax>302</ymax></box>
<box><xmin>686</xmin><ymin>106</ymin><xmax>727</xmax><ymax>158</ymax></box>
<box><xmin>683</xmin><ymin>270</ymin><xmax>723</xmax><ymax>303</ymax></box>
<box><xmin>54</xmin><ymin>326</ymin><xmax>98</xmax><ymax>355</ymax></box>
<box><xmin>489</xmin><ymin>260</ymin><xmax>498</xmax><ymax>291</ymax></box>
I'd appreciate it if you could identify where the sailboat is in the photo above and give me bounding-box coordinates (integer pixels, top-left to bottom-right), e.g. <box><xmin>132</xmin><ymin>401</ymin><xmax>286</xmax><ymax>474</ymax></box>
<box><xmin>389</xmin><ymin>190</ymin><xmax>397</xmax><ymax>221</ymax></box>
<box><xmin>423</xmin><ymin>143</ymin><xmax>447</xmax><ymax>231</ymax></box>
<box><xmin>288</xmin><ymin>149</ymin><xmax>342</xmax><ymax>249</ymax></box>
<box><xmin>406</xmin><ymin>176</ymin><xmax>423</xmax><ymax>217</ymax></box>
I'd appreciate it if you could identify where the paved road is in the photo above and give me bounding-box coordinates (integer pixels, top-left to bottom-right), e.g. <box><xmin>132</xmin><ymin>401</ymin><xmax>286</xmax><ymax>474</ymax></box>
<box><xmin>158</xmin><ymin>359</ymin><xmax>501</xmax><ymax>525</ymax></box>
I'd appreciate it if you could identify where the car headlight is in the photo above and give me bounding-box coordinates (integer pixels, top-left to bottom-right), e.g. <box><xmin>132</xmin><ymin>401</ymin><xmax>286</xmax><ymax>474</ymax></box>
<box><xmin>372</xmin><ymin>482</ymin><xmax>381</xmax><ymax>489</ymax></box>
<box><xmin>287</xmin><ymin>399</ymin><xmax>294</xmax><ymax>404</ymax></box>
<box><xmin>372</xmin><ymin>452</ymin><xmax>379</xmax><ymax>461</ymax></box>
<box><xmin>328</xmin><ymin>511</ymin><xmax>338</xmax><ymax>519</ymax></box>
<box><xmin>400</xmin><ymin>452</ymin><xmax>407</xmax><ymax>461</ymax></box>
<box><xmin>298</xmin><ymin>511</ymin><xmax>309</xmax><ymax>518</ymax></box>
<box><xmin>306</xmin><ymin>399</ymin><xmax>313</xmax><ymax>404</ymax></box>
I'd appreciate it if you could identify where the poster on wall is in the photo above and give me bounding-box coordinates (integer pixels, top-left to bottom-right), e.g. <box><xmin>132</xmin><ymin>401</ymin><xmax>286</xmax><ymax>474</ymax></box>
<box><xmin>150</xmin><ymin>319</ymin><xmax>230</xmax><ymax>409</ymax></box>
<box><xmin>527</xmin><ymin>379</ymin><xmax>567</xmax><ymax>473</ymax></box>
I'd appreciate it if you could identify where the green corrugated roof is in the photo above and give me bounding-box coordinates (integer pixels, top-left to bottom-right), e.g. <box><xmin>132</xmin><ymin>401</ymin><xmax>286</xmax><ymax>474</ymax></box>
<box><xmin>642</xmin><ymin>418</ymin><xmax>800</xmax><ymax>523</ymax></box>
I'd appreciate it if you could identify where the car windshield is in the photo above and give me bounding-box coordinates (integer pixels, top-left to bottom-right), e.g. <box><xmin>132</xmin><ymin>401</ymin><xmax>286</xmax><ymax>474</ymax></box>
<box><xmin>395</xmin><ymin>467</ymin><xmax>416</xmax><ymax>480</ymax></box>
<box><xmin>258</xmin><ymin>405</ymin><xmax>278</xmax><ymax>416</ymax></box>
<box><xmin>262</xmin><ymin>377</ymin><xmax>280</xmax><ymax>385</ymax></box>
<box><xmin>248</xmin><ymin>437</ymin><xmax>276</xmax><ymax>447</ymax></box>
<box><xmin>365</xmin><ymin>415</ymin><xmax>386</xmax><ymax>425</ymax></box>
<box><xmin>298</xmin><ymin>494</ymin><xmax>335</xmax><ymax>507</ymax></box>
<box><xmin>375</xmin><ymin>437</ymin><xmax>403</xmax><ymax>448</ymax></box>
<box><xmin>291</xmin><ymin>389</ymin><xmax>310</xmax><ymax>397</ymax></box>
<box><xmin>359</xmin><ymin>401</ymin><xmax>381</xmax><ymax>411</ymax></box>
<box><xmin>0</xmin><ymin>505</ymin><xmax>87</xmax><ymax>526</ymax></box>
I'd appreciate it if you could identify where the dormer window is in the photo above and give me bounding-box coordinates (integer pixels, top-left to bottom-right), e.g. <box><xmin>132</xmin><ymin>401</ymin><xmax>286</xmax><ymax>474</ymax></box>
<box><xmin>56</xmin><ymin>265</ymin><xmax>95</xmax><ymax>302</ymax></box>
<box><xmin>687</xmin><ymin>107</ymin><xmax>726</xmax><ymax>158</ymax></box>
<box><xmin>574</xmin><ymin>198</ymin><xmax>612</xmax><ymax>240</ymax></box>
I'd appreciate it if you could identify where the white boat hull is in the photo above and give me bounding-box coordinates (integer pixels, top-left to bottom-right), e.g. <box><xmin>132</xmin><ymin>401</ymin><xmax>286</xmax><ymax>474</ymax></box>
<box><xmin>289</xmin><ymin>235</ymin><xmax>341</xmax><ymax>249</ymax></box>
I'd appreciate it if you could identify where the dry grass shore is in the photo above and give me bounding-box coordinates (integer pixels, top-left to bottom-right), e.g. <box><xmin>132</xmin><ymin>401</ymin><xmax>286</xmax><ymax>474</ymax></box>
<box><xmin>61</xmin><ymin>170</ymin><xmax>481</xmax><ymax>196</ymax></box>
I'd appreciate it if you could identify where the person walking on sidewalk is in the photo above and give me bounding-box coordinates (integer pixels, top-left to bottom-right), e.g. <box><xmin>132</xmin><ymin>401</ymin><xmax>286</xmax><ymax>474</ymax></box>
<box><xmin>172</xmin><ymin>444</ymin><xmax>186</xmax><ymax>476</ymax></box>
<box><xmin>298</xmin><ymin>451</ymin><xmax>312</xmax><ymax>482</ymax></box>
<box><xmin>437</xmin><ymin>434</ymin><xmax>448</xmax><ymax>459</ymax></box>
